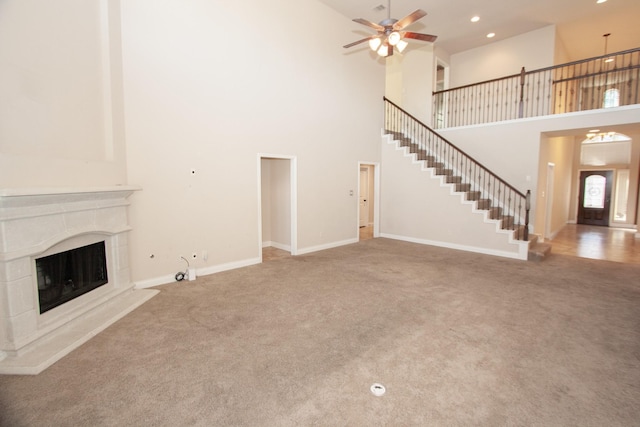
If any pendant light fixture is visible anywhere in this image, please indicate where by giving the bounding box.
[602,33,614,63]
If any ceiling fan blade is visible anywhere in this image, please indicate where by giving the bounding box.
[393,9,427,30]
[403,31,438,43]
[353,18,384,31]
[343,35,380,49]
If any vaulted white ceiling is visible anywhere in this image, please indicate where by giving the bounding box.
[319,0,640,61]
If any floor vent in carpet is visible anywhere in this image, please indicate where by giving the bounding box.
[370,383,386,396]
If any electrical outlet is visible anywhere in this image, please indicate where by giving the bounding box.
[202,250,208,261]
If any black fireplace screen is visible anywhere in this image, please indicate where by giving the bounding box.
[36,241,108,314]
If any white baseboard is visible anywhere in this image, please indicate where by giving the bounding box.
[136,236,369,289]
[197,257,262,277]
[380,233,526,260]
[134,274,179,289]
[134,257,261,289]
[296,238,358,255]
[262,241,291,251]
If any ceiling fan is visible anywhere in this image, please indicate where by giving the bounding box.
[343,1,437,57]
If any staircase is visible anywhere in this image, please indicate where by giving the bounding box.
[383,97,551,261]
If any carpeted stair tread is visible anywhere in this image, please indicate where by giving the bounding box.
[435,168,454,176]
[455,183,471,192]
[476,199,491,209]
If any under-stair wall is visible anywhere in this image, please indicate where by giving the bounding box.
[380,133,529,260]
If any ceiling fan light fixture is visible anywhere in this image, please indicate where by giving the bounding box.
[377,43,391,57]
[387,31,402,46]
[343,3,436,58]
[369,37,382,51]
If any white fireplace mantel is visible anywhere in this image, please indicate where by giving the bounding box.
[0,186,157,375]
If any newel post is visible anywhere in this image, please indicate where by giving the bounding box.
[524,189,531,241]
[518,67,526,118]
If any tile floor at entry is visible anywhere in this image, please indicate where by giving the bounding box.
[549,224,639,264]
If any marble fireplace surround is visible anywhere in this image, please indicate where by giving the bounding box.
[0,186,158,375]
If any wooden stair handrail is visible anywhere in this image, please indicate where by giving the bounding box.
[383,96,527,200]
[383,97,531,241]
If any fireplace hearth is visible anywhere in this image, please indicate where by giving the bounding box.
[0,186,158,375]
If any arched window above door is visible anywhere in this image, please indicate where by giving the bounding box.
[603,88,620,108]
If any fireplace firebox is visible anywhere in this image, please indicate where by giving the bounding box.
[36,241,109,314]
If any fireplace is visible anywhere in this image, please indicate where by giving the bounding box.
[0,186,158,375]
[37,241,109,314]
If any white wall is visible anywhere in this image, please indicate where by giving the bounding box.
[450,25,557,87]
[385,44,435,125]
[399,45,435,125]
[380,139,524,259]
[537,135,575,239]
[121,0,384,284]
[0,0,128,187]
[385,55,403,109]
[553,28,571,66]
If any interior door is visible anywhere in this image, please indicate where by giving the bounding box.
[359,168,369,227]
[577,170,613,226]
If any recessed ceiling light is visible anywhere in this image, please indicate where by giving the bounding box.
[471,16,480,23]
[597,0,607,4]
[487,33,495,38]
[589,129,600,133]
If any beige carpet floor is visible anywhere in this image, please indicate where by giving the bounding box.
[1,238,639,426]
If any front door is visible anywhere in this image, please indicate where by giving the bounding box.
[577,170,613,226]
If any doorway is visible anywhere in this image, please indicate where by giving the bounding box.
[357,162,380,241]
[544,163,555,239]
[577,170,613,226]
[434,58,450,129]
[259,155,297,261]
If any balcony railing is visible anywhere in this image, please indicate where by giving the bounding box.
[433,48,640,129]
